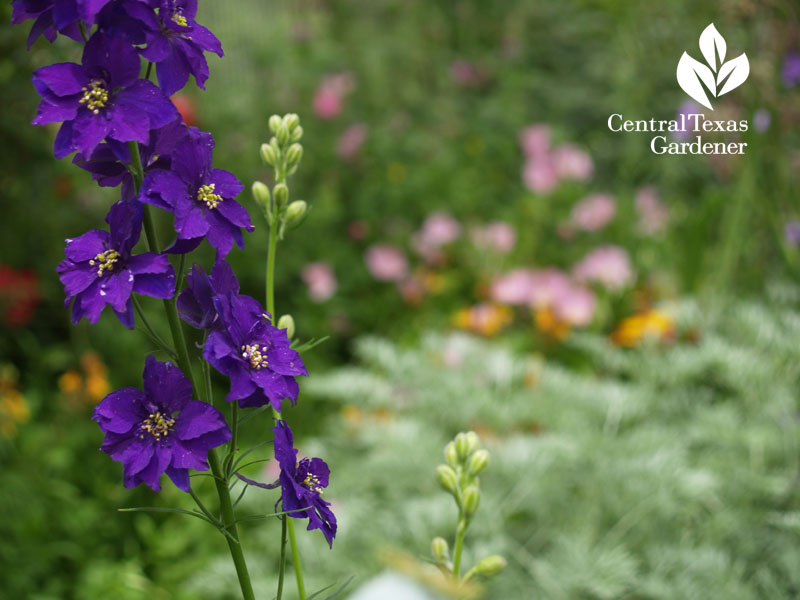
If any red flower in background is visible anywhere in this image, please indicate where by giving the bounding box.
[0,266,41,327]
[170,94,197,126]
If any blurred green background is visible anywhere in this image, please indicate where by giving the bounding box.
[2,0,800,598]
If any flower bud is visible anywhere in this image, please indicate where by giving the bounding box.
[465,431,480,453]
[251,181,270,213]
[284,200,307,226]
[276,124,290,147]
[431,537,450,562]
[290,125,304,142]
[462,485,480,517]
[455,432,476,461]
[273,183,289,207]
[260,143,277,167]
[435,465,458,495]
[285,143,303,166]
[277,314,295,339]
[444,441,459,468]
[473,555,507,578]
[283,113,300,131]
[268,114,283,134]
[467,449,489,477]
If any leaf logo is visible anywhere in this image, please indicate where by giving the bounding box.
[676,23,749,110]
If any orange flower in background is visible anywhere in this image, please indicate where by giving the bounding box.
[452,303,512,337]
[0,265,42,328]
[534,307,571,341]
[58,351,110,408]
[0,366,30,438]
[610,310,675,347]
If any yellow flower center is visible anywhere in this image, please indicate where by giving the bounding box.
[140,411,175,442]
[304,473,323,493]
[197,183,223,209]
[171,11,188,26]
[89,249,120,277]
[79,80,109,115]
[241,344,268,370]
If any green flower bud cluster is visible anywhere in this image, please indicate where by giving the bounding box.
[432,431,505,583]
[252,113,309,239]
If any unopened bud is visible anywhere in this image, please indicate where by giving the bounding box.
[260,143,277,166]
[286,143,303,166]
[435,465,458,495]
[473,555,507,578]
[284,200,307,225]
[455,432,474,461]
[465,431,480,453]
[431,537,450,562]
[290,125,304,142]
[444,441,459,468]
[283,113,300,131]
[462,485,480,517]
[268,114,282,134]
[273,183,289,207]
[251,181,270,212]
[276,124,290,147]
[467,449,489,477]
[277,314,295,339]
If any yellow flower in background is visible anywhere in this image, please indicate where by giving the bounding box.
[611,309,675,347]
[534,307,571,341]
[59,351,110,407]
[0,367,29,438]
[452,303,512,337]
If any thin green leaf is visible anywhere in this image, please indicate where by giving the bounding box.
[307,576,355,600]
[291,336,330,354]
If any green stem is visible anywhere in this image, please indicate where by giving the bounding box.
[452,517,467,579]
[266,211,279,318]
[128,141,255,600]
[276,517,288,600]
[224,402,239,476]
[287,516,306,599]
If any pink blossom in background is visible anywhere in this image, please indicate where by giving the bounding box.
[419,212,461,247]
[471,221,516,254]
[450,59,486,86]
[312,72,355,120]
[673,100,701,141]
[528,268,572,309]
[397,276,425,305]
[347,220,369,241]
[571,193,616,231]
[301,262,337,302]
[365,244,408,282]
[553,144,594,181]
[337,123,368,160]
[573,246,634,290]
[519,124,551,157]
[522,158,559,194]
[490,268,538,305]
[635,186,668,235]
[552,284,596,327]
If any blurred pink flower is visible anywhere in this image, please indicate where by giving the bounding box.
[573,246,634,290]
[571,193,616,231]
[337,123,368,160]
[301,262,337,302]
[365,244,408,282]
[419,212,461,247]
[519,124,551,157]
[312,72,355,120]
[553,284,596,327]
[449,59,487,86]
[553,144,594,181]
[490,268,537,305]
[522,158,559,194]
[471,222,516,254]
[634,186,668,235]
[397,276,425,305]
[529,268,572,309]
[347,220,369,241]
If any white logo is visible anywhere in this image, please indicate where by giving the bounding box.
[677,23,749,110]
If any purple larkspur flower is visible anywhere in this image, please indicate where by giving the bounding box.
[32,32,177,159]
[11,0,104,48]
[273,420,336,547]
[32,30,177,157]
[140,126,252,256]
[783,51,800,88]
[137,0,223,95]
[93,355,231,492]
[177,260,238,329]
[57,200,175,328]
[74,117,187,200]
[203,293,307,411]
